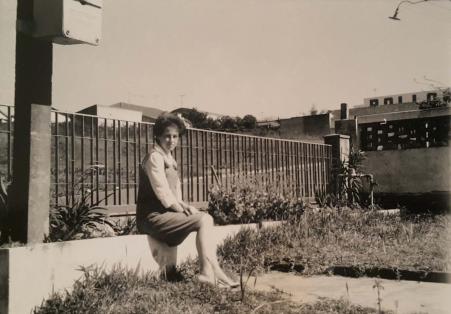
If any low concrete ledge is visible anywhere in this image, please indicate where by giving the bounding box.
[0,221,279,314]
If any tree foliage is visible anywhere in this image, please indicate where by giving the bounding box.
[181,108,257,131]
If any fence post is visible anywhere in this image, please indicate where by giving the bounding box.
[9,0,53,243]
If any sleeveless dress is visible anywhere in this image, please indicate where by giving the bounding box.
[136,148,205,247]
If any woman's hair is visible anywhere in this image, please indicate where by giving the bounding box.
[153,113,187,141]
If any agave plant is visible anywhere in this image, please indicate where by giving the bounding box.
[48,190,116,242]
[47,165,116,242]
[332,149,367,207]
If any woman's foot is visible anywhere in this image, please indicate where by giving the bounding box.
[197,274,238,289]
[197,274,215,285]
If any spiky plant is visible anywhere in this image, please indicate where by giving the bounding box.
[47,165,115,242]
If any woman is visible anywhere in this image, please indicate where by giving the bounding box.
[137,113,238,288]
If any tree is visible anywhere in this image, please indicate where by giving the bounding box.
[184,108,207,128]
[241,114,257,129]
[419,88,451,110]
[219,116,237,130]
[204,117,221,130]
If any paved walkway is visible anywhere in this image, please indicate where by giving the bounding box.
[250,272,451,314]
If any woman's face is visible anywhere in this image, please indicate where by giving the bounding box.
[158,125,179,152]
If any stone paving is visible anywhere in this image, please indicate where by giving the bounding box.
[251,272,451,314]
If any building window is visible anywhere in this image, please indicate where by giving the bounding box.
[384,97,394,105]
[412,94,417,103]
[398,96,403,104]
[427,92,437,102]
[370,99,379,107]
[359,116,449,151]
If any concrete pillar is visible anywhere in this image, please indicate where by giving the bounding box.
[324,134,350,169]
[9,0,53,243]
[334,119,358,150]
[324,134,350,194]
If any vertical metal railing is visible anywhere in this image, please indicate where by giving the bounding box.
[0,104,332,208]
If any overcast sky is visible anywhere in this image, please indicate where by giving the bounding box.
[1,0,450,119]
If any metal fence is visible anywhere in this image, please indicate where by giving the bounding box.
[0,104,332,207]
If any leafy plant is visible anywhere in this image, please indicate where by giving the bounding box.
[113,216,137,236]
[46,166,115,242]
[208,174,305,225]
[331,149,373,207]
[47,192,115,242]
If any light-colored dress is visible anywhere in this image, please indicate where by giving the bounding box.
[136,144,204,247]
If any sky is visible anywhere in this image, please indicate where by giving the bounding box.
[1,0,451,119]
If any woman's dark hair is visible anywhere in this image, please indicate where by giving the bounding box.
[153,113,187,141]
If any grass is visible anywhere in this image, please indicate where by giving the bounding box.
[33,263,388,314]
[32,206,445,313]
[218,207,451,275]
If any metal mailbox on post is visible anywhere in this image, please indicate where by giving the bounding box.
[33,0,102,45]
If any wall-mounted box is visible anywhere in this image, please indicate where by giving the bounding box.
[33,0,102,45]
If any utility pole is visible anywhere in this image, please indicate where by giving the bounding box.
[9,0,53,243]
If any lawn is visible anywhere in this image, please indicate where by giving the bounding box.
[32,206,448,313]
[218,207,451,275]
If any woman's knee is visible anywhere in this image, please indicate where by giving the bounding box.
[197,213,214,228]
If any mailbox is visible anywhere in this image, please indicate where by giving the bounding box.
[33,0,102,45]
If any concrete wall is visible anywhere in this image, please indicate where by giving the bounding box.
[0,222,279,314]
[278,113,332,141]
[363,146,450,194]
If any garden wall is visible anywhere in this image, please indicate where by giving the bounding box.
[363,146,450,211]
[0,222,279,314]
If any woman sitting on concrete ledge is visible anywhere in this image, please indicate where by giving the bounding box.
[136,113,238,289]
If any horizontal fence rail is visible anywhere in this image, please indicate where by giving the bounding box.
[0,104,332,208]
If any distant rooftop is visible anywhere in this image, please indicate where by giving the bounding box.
[171,107,225,119]
[111,102,165,122]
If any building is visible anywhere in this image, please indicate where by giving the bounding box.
[363,89,442,107]
[273,89,449,143]
[110,102,164,122]
[331,89,450,212]
[77,104,143,122]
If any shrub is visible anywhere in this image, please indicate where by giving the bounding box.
[207,175,305,225]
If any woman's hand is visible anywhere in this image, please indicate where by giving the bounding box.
[178,202,199,216]
[170,202,185,214]
[185,205,199,215]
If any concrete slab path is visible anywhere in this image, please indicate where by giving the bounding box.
[251,272,451,314]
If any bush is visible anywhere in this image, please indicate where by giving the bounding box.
[207,175,305,225]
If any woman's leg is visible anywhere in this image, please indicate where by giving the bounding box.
[195,214,238,286]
